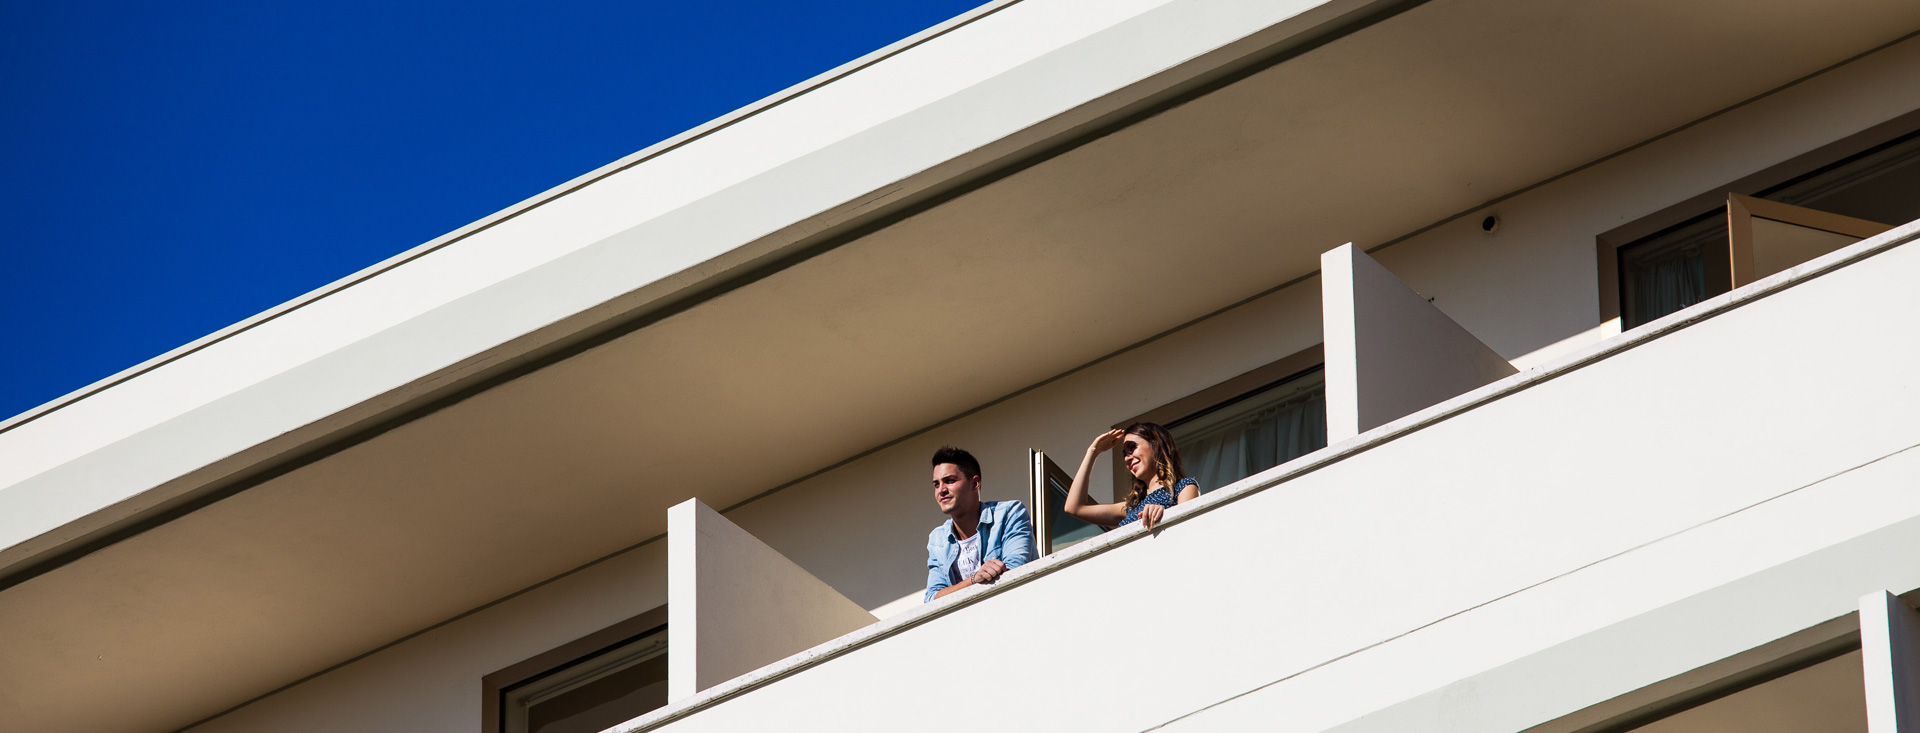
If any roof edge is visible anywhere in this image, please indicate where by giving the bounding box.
[0,0,1028,436]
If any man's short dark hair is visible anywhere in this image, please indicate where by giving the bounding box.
[931,445,981,479]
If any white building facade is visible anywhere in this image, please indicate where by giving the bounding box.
[5,1,1920,732]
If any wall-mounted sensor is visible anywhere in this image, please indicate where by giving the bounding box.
[1480,215,1500,233]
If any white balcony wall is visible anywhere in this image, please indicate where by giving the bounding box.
[637,225,1920,732]
[176,29,1920,733]
[666,499,872,701]
[1321,243,1515,441]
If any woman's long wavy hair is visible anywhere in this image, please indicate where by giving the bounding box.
[1121,422,1188,508]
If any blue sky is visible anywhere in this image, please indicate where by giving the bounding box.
[0,0,984,421]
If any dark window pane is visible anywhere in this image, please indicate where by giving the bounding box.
[1046,469,1102,550]
[1619,218,1716,328]
[1618,129,1920,330]
[527,653,669,733]
[1763,131,1920,226]
[1170,368,1327,493]
[504,630,668,733]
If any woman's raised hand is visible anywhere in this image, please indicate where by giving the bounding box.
[1088,428,1126,455]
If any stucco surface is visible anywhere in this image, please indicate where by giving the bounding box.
[1321,243,1514,441]
[666,500,872,700]
[46,7,1920,733]
[165,22,1920,733]
[643,225,1920,732]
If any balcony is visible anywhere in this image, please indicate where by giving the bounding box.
[618,220,1920,732]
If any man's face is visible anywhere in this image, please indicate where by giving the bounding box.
[931,463,980,517]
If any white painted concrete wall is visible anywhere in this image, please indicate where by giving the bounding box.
[180,26,1920,733]
[0,0,1361,570]
[666,499,872,701]
[1321,243,1515,441]
[631,220,1920,732]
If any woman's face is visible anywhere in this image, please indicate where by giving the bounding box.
[1121,433,1157,481]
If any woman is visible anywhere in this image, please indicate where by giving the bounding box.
[1063,422,1199,532]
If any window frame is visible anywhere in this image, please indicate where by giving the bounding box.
[480,605,668,733]
[1726,192,1892,286]
[1110,344,1324,495]
[1596,107,1920,329]
[1030,448,1098,556]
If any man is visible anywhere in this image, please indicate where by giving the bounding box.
[924,445,1036,602]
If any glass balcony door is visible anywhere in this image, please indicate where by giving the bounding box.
[1030,449,1102,555]
[1728,193,1892,286]
[1619,129,1920,328]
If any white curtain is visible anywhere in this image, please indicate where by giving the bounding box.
[1179,389,1326,493]
[1621,227,1712,326]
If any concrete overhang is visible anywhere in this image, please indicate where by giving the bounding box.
[3,0,1918,730]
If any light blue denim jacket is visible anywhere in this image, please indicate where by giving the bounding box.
[923,500,1036,602]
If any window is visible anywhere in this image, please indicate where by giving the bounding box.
[483,608,668,733]
[1167,366,1327,493]
[1601,114,1920,329]
[1726,192,1892,286]
[1028,347,1325,554]
[1617,212,1722,330]
[1030,449,1102,555]
[1115,345,1327,497]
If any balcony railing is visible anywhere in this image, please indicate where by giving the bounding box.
[612,220,1920,733]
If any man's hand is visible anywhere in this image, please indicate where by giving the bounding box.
[1138,503,1166,531]
[969,559,1008,586]
[935,559,1010,600]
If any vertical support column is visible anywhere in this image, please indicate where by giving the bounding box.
[1321,243,1517,442]
[668,499,876,703]
[1862,590,1920,733]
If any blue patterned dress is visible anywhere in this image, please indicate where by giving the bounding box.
[1117,477,1198,527]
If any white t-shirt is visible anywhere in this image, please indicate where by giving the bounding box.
[955,532,983,582]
